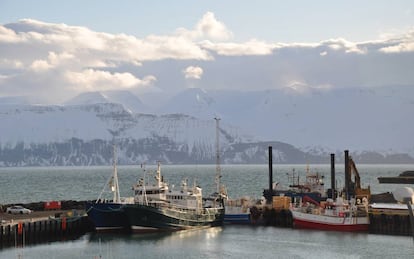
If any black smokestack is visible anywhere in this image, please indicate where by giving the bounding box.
[344,150,350,200]
[330,153,335,200]
[268,146,273,195]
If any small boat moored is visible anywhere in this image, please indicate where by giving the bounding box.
[290,151,371,232]
[291,196,369,232]
[224,197,252,224]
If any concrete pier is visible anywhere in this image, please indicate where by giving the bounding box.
[0,200,94,248]
[0,215,92,248]
[368,201,414,236]
[250,206,293,228]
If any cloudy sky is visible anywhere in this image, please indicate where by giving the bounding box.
[1,0,414,103]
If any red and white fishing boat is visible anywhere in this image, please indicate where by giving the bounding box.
[290,196,369,232]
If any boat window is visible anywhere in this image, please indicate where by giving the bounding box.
[145,190,162,195]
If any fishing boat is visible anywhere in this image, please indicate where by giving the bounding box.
[123,162,225,233]
[290,151,371,232]
[124,118,226,233]
[265,166,327,204]
[290,196,369,232]
[85,145,133,232]
[224,197,252,224]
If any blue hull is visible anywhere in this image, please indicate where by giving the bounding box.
[85,202,130,232]
[224,214,251,224]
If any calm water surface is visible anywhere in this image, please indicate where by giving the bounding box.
[1,226,414,259]
[1,164,414,258]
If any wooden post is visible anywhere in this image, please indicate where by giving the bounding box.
[330,153,336,200]
[62,217,67,233]
[55,220,58,235]
[6,225,11,244]
[267,146,273,204]
[0,225,3,246]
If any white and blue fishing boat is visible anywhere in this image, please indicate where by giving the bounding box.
[123,119,226,232]
[224,197,252,224]
[123,162,225,233]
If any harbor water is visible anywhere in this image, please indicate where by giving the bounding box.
[1,164,414,258]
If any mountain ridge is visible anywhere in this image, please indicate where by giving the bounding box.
[0,100,413,166]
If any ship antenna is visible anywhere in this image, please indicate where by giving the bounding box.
[214,117,221,194]
[156,161,161,186]
[141,162,148,205]
[112,143,121,203]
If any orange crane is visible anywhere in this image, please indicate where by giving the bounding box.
[348,156,371,201]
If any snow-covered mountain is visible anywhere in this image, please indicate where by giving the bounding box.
[1,85,413,166]
[65,90,147,113]
[0,103,263,166]
[156,86,414,156]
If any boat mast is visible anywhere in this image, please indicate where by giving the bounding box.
[112,143,121,203]
[214,117,221,194]
[141,163,148,205]
[96,143,121,203]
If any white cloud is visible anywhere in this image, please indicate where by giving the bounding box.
[195,12,233,40]
[378,29,414,53]
[380,42,414,53]
[0,58,23,69]
[0,25,21,43]
[0,13,414,103]
[28,51,76,72]
[286,80,309,93]
[138,34,212,60]
[65,69,156,91]
[0,19,212,64]
[282,80,332,94]
[47,51,75,65]
[30,59,52,72]
[183,66,203,79]
[176,11,233,41]
[201,39,276,56]
[321,38,366,54]
[0,74,11,81]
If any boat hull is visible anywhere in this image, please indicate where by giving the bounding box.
[85,202,130,232]
[224,213,251,224]
[377,176,414,184]
[123,204,225,233]
[291,210,369,232]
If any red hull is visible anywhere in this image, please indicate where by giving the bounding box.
[293,218,369,232]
